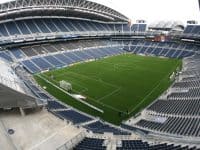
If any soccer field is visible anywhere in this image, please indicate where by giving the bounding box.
[35,54,182,125]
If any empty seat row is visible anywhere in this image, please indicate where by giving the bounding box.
[123,40,197,58]
[56,110,93,124]
[74,137,106,150]
[184,25,200,35]
[85,121,130,135]
[0,18,133,38]
[135,117,200,137]
[117,140,197,150]
[147,99,200,116]
[10,40,117,58]
[172,80,200,89]
[47,100,68,110]
[21,46,124,73]
[167,88,200,100]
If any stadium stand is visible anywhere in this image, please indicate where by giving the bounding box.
[184,25,200,35]
[74,137,106,150]
[0,40,122,73]
[0,0,200,149]
[0,18,136,44]
[56,110,93,124]
[123,40,196,58]
[131,23,147,32]
[116,140,198,150]
[13,18,119,33]
[84,121,131,135]
[19,46,124,73]
[73,137,198,150]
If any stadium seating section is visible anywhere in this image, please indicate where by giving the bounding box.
[117,140,198,150]
[131,23,147,32]
[74,137,106,150]
[1,0,200,149]
[0,40,198,76]
[0,18,136,39]
[123,40,196,58]
[184,25,200,35]
[73,137,198,150]
[84,121,130,135]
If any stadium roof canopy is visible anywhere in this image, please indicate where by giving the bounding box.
[0,83,38,109]
[0,59,40,109]
[0,0,129,22]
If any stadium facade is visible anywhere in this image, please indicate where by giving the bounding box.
[0,0,200,149]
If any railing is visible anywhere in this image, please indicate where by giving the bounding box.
[170,32,200,39]
[0,31,106,43]
[0,31,150,45]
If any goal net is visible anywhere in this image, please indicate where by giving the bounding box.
[59,80,72,91]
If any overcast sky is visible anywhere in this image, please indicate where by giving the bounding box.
[91,0,200,24]
[0,0,199,24]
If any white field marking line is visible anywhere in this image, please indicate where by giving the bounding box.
[97,87,121,102]
[128,60,181,115]
[127,78,164,115]
[44,74,91,94]
[90,72,103,79]
[54,70,117,88]
[103,57,177,74]
[66,72,132,112]
[51,73,89,92]
[100,60,137,71]
[43,74,97,101]
[60,72,126,112]
[38,74,104,113]
[101,55,144,64]
[64,71,123,99]
[41,74,124,113]
[46,65,137,113]
[82,94,124,113]
[44,75,89,94]
[100,60,161,73]
[65,71,120,89]
[38,74,72,95]
[107,61,166,73]
[113,64,135,72]
[56,71,120,98]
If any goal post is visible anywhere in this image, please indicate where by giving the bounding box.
[59,80,72,92]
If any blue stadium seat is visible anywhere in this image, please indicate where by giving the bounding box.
[15,21,31,35]
[10,48,25,59]
[25,20,41,33]
[31,57,53,70]
[74,137,106,150]
[21,60,41,73]
[48,101,68,110]
[56,110,93,124]
[0,51,13,62]
[5,22,21,35]
[43,55,65,68]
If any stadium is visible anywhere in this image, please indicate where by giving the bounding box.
[0,0,200,149]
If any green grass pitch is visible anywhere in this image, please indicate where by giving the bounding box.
[34,54,182,125]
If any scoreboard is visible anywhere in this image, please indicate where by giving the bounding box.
[153,35,171,42]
